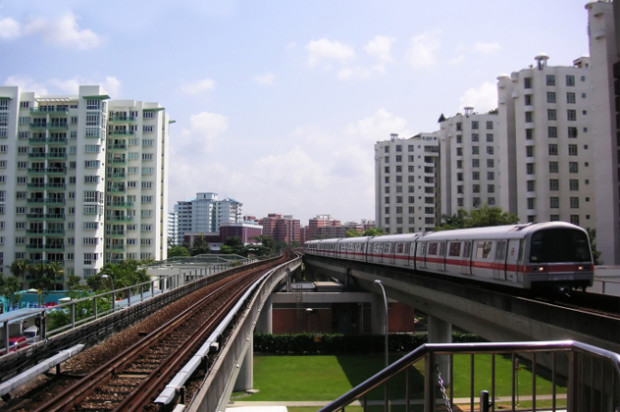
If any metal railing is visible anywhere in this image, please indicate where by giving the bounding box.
[319,340,620,412]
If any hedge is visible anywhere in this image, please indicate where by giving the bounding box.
[253,332,484,355]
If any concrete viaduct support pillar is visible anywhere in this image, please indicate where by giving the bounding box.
[234,334,253,392]
[428,315,452,387]
[371,292,386,335]
[256,295,273,334]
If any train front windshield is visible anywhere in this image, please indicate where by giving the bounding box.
[529,228,592,263]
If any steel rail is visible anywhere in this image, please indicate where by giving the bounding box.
[34,259,280,412]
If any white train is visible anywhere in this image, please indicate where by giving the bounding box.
[304,221,594,290]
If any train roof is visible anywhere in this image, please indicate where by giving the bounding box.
[419,221,585,241]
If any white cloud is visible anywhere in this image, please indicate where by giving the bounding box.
[449,54,465,65]
[253,73,275,86]
[458,81,498,113]
[306,38,355,68]
[4,75,50,94]
[474,41,501,55]
[180,78,215,95]
[407,33,440,69]
[0,15,20,39]
[23,11,103,49]
[365,35,395,62]
[345,108,409,142]
[174,111,229,158]
[102,76,122,97]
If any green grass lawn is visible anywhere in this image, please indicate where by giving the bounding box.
[239,353,567,411]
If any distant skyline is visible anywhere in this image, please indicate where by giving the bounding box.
[1,1,590,223]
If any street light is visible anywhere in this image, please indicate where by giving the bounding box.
[374,279,388,368]
[101,274,115,312]
[374,279,389,409]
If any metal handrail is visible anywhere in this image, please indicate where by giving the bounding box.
[319,340,620,412]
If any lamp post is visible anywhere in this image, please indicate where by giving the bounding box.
[374,279,389,409]
[374,279,388,368]
[101,274,115,312]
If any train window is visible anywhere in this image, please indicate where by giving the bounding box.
[476,241,493,259]
[396,243,404,253]
[448,241,461,257]
[439,242,446,256]
[463,241,472,258]
[529,229,591,263]
[495,240,507,260]
[428,242,438,255]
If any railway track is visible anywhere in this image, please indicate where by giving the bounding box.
[34,253,291,412]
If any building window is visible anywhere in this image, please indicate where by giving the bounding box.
[550,197,559,208]
[567,92,576,104]
[526,146,534,157]
[524,77,532,88]
[525,129,533,140]
[546,75,555,86]
[548,144,558,155]
[570,215,580,225]
[567,109,577,121]
[568,127,578,138]
[472,121,479,129]
[549,161,559,173]
[566,75,575,86]
[546,92,556,103]
[548,126,557,138]
[526,163,535,174]
[570,197,580,208]
[525,112,533,123]
[549,179,559,191]
[547,109,557,121]
[527,180,535,192]
[569,179,579,191]
[569,162,579,173]
[568,144,578,156]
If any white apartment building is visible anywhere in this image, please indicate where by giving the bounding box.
[497,55,595,227]
[174,192,243,245]
[375,133,440,234]
[0,85,169,284]
[587,0,620,265]
[439,108,500,217]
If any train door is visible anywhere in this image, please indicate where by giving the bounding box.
[493,240,507,281]
[439,241,447,271]
[416,242,426,270]
[505,239,521,283]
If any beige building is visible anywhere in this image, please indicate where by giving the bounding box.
[587,0,620,265]
[0,85,169,284]
[374,133,440,234]
[497,54,595,227]
[438,108,500,217]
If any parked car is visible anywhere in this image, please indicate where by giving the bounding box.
[0,336,27,355]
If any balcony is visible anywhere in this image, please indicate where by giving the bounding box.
[105,230,126,237]
[106,201,134,208]
[26,213,45,220]
[45,213,66,221]
[45,228,65,236]
[27,168,46,175]
[108,144,128,151]
[106,215,133,222]
[108,115,135,122]
[108,158,127,165]
[106,173,126,180]
[46,168,67,175]
[105,244,126,252]
[27,183,46,189]
[30,107,69,115]
[46,183,66,190]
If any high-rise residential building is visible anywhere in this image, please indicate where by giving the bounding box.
[375,133,440,234]
[587,0,620,265]
[167,211,178,246]
[439,108,500,217]
[307,214,341,240]
[173,192,243,245]
[497,55,595,227]
[260,213,300,244]
[0,85,169,283]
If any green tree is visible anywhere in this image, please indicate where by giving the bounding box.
[436,205,519,230]
[46,261,65,290]
[190,234,211,256]
[168,245,190,258]
[9,260,28,286]
[587,228,602,265]
[66,275,83,292]
[0,274,22,309]
[27,262,53,290]
[220,237,248,256]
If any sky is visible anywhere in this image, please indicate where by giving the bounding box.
[0,0,591,225]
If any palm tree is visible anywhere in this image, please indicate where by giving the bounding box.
[46,262,65,290]
[9,260,28,288]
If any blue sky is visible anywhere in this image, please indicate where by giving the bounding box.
[1,1,590,224]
